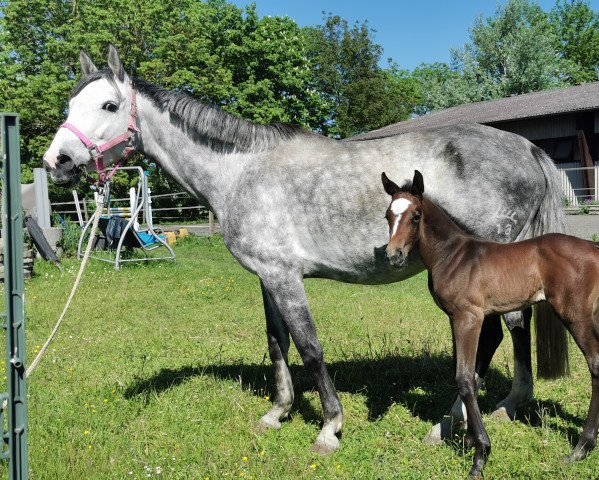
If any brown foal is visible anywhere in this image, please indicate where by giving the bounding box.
[382,170,599,478]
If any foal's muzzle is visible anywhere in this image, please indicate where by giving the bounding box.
[385,248,407,268]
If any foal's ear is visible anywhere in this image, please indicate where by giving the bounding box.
[79,50,98,76]
[107,43,126,82]
[382,172,401,196]
[411,170,424,198]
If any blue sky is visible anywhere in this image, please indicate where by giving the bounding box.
[230,0,599,70]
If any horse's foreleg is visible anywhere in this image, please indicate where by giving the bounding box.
[262,274,343,455]
[257,280,294,431]
[452,310,490,479]
[492,308,533,420]
[423,315,500,445]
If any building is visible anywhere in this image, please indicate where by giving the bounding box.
[355,82,599,204]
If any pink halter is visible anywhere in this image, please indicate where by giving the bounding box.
[60,82,140,183]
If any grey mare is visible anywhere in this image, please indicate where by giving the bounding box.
[43,46,567,453]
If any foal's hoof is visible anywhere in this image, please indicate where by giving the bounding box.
[466,472,483,480]
[312,434,340,456]
[489,406,513,421]
[564,450,587,463]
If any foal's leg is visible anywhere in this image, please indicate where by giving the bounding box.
[568,353,599,462]
[261,274,343,454]
[424,315,501,444]
[492,308,533,420]
[561,303,599,461]
[257,280,294,430]
[452,310,491,478]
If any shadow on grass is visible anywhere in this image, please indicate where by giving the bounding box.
[124,352,528,426]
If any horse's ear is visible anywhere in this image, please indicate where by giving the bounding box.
[411,170,424,198]
[107,43,125,82]
[382,172,401,196]
[79,50,98,76]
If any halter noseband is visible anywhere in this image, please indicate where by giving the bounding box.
[60,82,140,184]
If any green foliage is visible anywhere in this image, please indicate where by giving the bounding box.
[453,0,566,98]
[413,0,599,114]
[0,0,329,200]
[412,62,473,114]
[304,15,418,138]
[52,212,81,256]
[550,0,599,83]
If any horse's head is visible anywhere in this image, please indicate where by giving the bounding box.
[382,170,424,268]
[43,45,138,185]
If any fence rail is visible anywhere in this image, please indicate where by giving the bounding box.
[51,191,212,225]
[558,165,599,207]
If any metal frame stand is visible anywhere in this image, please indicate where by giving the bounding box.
[77,166,175,269]
[1,113,29,480]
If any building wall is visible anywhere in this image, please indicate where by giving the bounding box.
[491,114,577,141]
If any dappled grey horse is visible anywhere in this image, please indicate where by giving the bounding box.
[43,46,567,453]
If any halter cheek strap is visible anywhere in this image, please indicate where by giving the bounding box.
[60,84,140,184]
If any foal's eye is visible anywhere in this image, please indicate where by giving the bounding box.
[102,102,118,113]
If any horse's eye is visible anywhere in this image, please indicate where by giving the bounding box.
[413,212,421,223]
[102,102,118,113]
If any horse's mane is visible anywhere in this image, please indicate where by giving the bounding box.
[70,69,301,153]
[134,78,301,152]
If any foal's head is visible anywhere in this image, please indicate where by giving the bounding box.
[381,170,425,268]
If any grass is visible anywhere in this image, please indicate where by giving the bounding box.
[1,235,597,479]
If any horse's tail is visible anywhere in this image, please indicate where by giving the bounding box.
[530,145,569,379]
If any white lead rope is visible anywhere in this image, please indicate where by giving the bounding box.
[24,194,105,378]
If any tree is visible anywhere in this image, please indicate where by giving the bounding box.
[304,15,419,138]
[412,62,473,114]
[452,0,567,98]
[0,0,328,199]
[550,0,599,83]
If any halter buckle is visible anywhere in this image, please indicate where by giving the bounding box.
[88,144,101,159]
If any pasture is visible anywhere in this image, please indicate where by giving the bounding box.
[1,235,596,479]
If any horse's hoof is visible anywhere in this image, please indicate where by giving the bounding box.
[423,417,458,445]
[255,416,282,433]
[423,423,445,445]
[312,435,340,455]
[489,406,512,421]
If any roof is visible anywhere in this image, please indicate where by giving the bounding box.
[353,81,599,141]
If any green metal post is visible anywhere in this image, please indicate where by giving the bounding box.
[1,113,29,480]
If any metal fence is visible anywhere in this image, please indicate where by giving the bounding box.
[51,190,212,226]
[557,165,599,207]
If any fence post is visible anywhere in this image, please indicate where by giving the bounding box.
[1,113,29,480]
[208,211,215,237]
[33,168,51,229]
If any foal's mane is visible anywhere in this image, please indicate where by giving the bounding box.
[71,69,301,153]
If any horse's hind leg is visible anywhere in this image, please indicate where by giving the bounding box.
[492,308,534,420]
[257,280,294,430]
[261,274,343,454]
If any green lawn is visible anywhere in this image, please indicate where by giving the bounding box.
[1,235,596,479]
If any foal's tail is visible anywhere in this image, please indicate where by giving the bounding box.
[530,146,569,379]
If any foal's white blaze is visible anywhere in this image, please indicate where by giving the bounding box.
[390,198,412,236]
